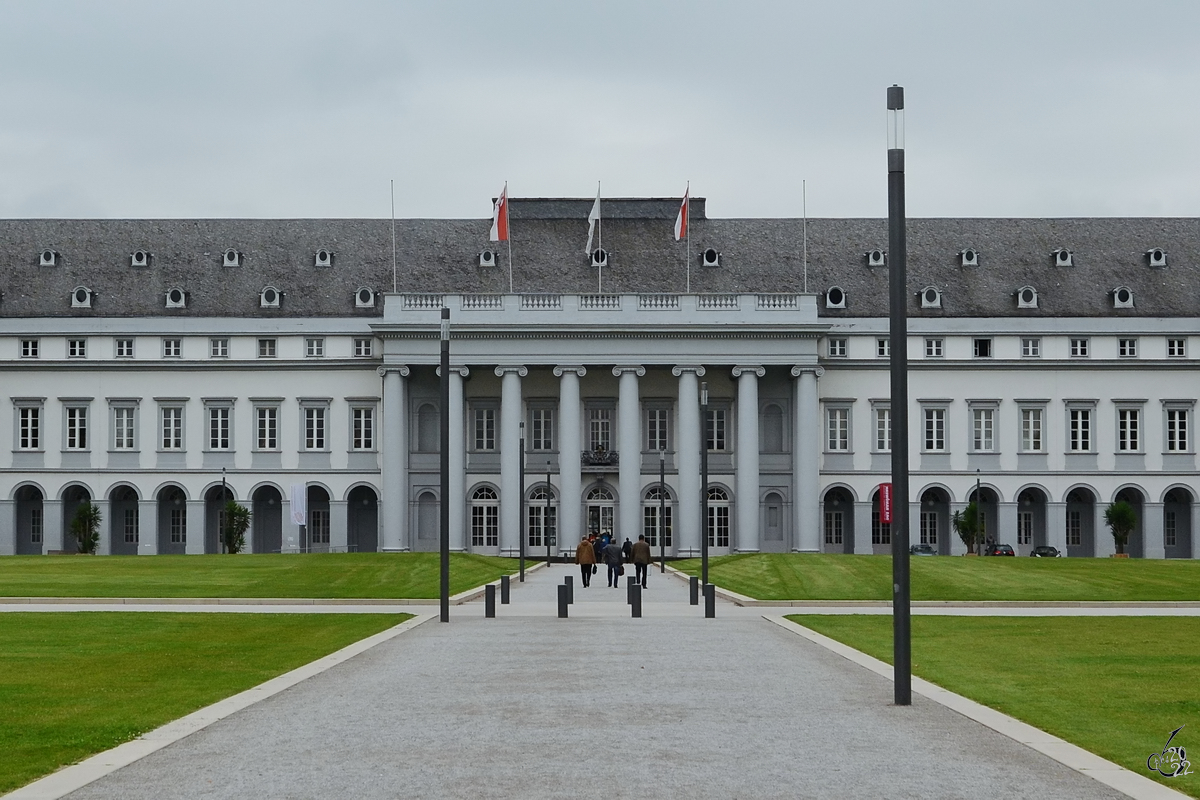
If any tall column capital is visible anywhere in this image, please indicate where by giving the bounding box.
[377,365,411,378]
[732,365,766,378]
[435,366,470,378]
[494,365,529,378]
[553,365,587,378]
[671,365,706,378]
[612,365,646,378]
[791,365,826,378]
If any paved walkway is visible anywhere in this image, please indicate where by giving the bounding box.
[38,564,1159,800]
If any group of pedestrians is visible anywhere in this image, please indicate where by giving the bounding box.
[573,533,653,589]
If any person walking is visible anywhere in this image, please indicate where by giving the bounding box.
[621,537,633,563]
[602,537,624,588]
[574,536,595,588]
[630,534,652,588]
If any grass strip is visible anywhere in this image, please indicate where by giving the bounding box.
[0,552,517,599]
[788,615,1200,798]
[676,553,1200,601]
[0,611,409,793]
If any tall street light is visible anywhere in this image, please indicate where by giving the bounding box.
[887,84,912,705]
[518,422,526,580]
[545,460,553,565]
[700,381,709,587]
[659,448,666,573]
[439,307,450,623]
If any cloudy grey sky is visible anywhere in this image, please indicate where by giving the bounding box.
[2,1,1198,220]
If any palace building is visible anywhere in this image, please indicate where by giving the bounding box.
[0,198,1196,558]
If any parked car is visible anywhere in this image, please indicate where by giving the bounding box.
[984,543,1016,556]
[1030,545,1061,557]
[909,543,937,556]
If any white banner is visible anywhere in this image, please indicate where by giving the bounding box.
[290,484,307,526]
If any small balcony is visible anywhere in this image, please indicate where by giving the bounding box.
[581,447,619,471]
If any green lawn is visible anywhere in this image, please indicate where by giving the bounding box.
[676,553,1200,601]
[0,612,409,794]
[0,552,519,599]
[789,615,1200,798]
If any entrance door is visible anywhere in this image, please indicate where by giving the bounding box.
[586,487,614,539]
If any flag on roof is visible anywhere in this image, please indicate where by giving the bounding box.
[674,185,689,241]
[585,184,601,255]
[490,183,508,242]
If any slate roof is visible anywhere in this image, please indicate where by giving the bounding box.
[1,200,1197,318]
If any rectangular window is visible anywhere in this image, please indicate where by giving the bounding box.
[1066,510,1082,547]
[1165,510,1177,548]
[589,408,612,451]
[1167,338,1186,358]
[65,407,88,450]
[920,511,938,545]
[924,338,943,358]
[473,407,496,451]
[123,508,139,544]
[972,407,995,452]
[876,338,890,358]
[209,407,231,450]
[305,407,326,450]
[257,338,277,358]
[18,407,41,450]
[875,406,891,452]
[1117,408,1140,452]
[1021,337,1041,358]
[21,339,39,358]
[1118,338,1137,357]
[163,338,181,358]
[310,509,331,544]
[1166,408,1189,452]
[471,504,499,547]
[210,338,229,358]
[68,338,87,358]
[530,408,554,451]
[973,338,992,358]
[161,407,184,450]
[305,337,325,358]
[871,511,891,545]
[643,503,673,547]
[115,338,134,358]
[646,408,669,452]
[826,407,849,451]
[706,409,728,451]
[1069,408,1091,452]
[354,338,374,357]
[824,511,844,545]
[170,508,186,543]
[1017,511,1033,545]
[256,407,278,450]
[1021,408,1044,452]
[827,338,847,358]
[113,407,136,450]
[924,408,946,451]
[31,508,44,543]
[527,504,557,548]
[352,407,374,450]
[1070,338,1089,358]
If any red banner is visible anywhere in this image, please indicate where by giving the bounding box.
[879,483,893,524]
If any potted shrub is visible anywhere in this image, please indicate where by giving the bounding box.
[1104,500,1137,557]
[222,500,251,555]
[70,501,102,555]
[952,501,982,555]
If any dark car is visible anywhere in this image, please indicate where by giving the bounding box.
[1030,545,1061,558]
[984,543,1016,556]
[909,543,937,556]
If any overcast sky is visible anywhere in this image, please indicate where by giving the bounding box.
[2,1,1198,220]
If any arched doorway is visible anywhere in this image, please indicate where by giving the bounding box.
[157,485,188,555]
[252,486,283,553]
[919,488,950,555]
[469,486,499,552]
[585,485,615,541]
[527,484,558,554]
[109,485,140,556]
[1164,488,1193,560]
[1065,487,1096,558]
[347,486,379,553]
[761,491,785,553]
[62,485,92,555]
[706,486,731,552]
[643,485,674,554]
[870,487,891,555]
[415,491,438,552]
[307,486,331,552]
[205,485,233,554]
[967,485,1000,549]
[14,485,44,555]
[1114,487,1145,558]
[822,487,854,554]
[1015,487,1048,555]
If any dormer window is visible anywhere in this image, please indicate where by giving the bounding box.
[866,249,886,267]
[315,249,332,267]
[260,286,281,308]
[130,250,150,267]
[223,249,242,267]
[165,288,187,308]
[959,248,979,267]
[1053,248,1073,267]
[1112,286,1134,309]
[701,248,720,267]
[919,286,942,309]
[825,286,846,309]
[1016,286,1038,309]
[71,287,93,308]
[1146,248,1167,267]
[590,248,608,267]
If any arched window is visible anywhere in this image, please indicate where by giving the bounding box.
[643,486,672,547]
[762,404,784,453]
[706,487,730,548]
[528,486,557,548]
[417,403,439,453]
[470,486,498,548]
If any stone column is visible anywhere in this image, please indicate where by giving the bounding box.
[853,501,874,554]
[139,499,158,555]
[94,499,112,556]
[329,499,349,552]
[997,501,1017,548]
[1095,501,1115,557]
[43,500,63,554]
[378,365,410,552]
[0,500,14,555]
[948,502,968,555]
[732,366,764,553]
[614,366,645,546]
[1046,501,1067,556]
[185,499,206,555]
[791,366,824,552]
[448,367,469,551]
[496,366,528,556]
[1143,502,1165,559]
[1192,501,1200,560]
[672,366,705,557]
[554,366,586,549]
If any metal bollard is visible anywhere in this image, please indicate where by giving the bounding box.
[485,584,496,618]
[703,583,715,618]
[557,584,569,618]
[500,575,510,604]
[631,583,642,618]
[627,578,637,605]
[689,575,699,606]
[564,575,574,604]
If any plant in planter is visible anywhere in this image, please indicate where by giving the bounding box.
[1104,500,1137,556]
[952,501,982,555]
[222,500,251,555]
[70,501,102,555]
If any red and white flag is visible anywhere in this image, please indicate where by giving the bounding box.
[674,185,689,241]
[490,183,509,242]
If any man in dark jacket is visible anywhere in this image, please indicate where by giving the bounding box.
[603,538,624,588]
[622,538,633,562]
[630,535,652,588]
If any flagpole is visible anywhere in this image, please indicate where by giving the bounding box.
[803,180,808,294]
[505,181,513,293]
[390,180,398,294]
[597,182,603,294]
[685,181,691,294]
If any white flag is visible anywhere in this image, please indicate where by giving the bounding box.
[290,484,307,526]
[584,185,601,255]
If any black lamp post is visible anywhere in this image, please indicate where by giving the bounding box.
[976,468,983,555]
[659,448,666,573]
[439,307,450,623]
[887,84,911,705]
[546,461,552,565]
[700,381,709,587]
[518,422,526,580]
[220,467,228,554]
